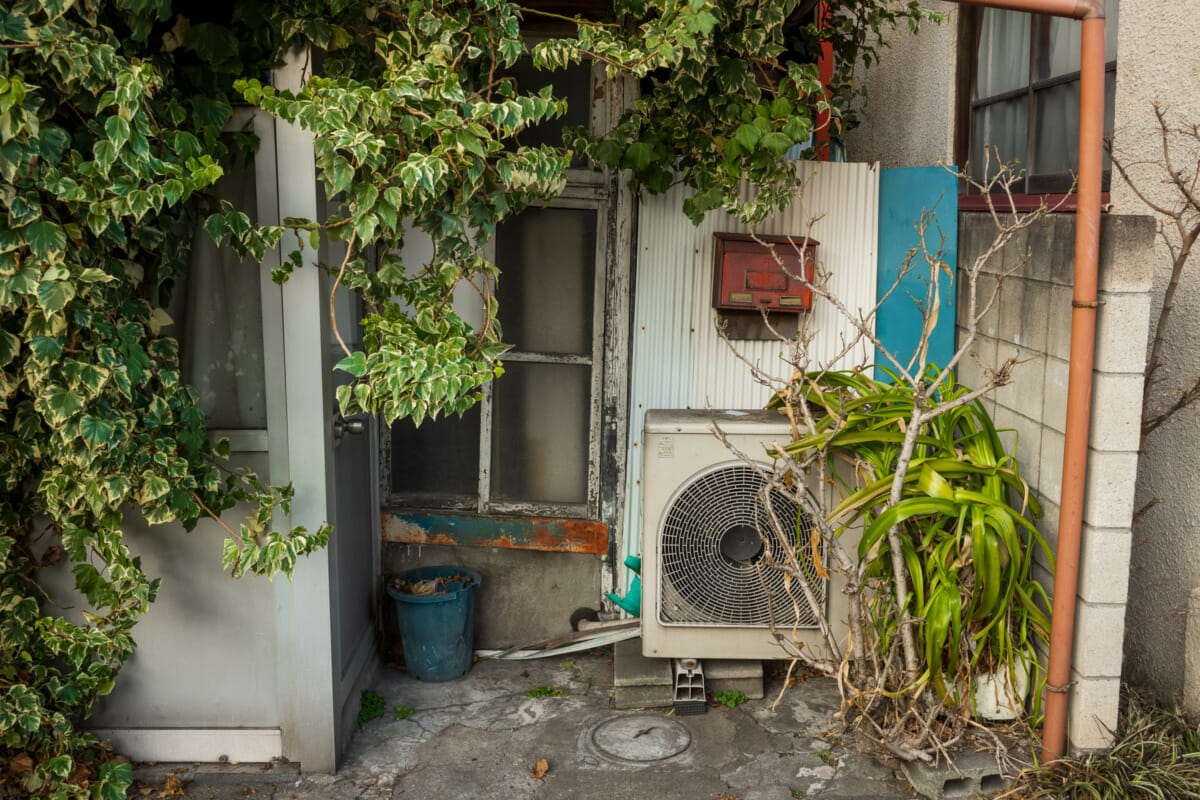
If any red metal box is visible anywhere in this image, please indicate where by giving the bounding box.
[711,233,818,313]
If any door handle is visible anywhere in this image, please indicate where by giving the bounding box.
[334,414,367,440]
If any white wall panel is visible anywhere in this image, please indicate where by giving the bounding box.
[619,161,879,584]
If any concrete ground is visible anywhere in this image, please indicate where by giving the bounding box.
[133,653,920,799]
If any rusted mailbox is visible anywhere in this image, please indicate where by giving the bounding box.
[711,233,818,313]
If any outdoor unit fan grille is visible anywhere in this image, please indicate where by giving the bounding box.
[657,462,825,628]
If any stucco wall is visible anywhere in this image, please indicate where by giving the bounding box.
[956,212,1154,752]
[1106,0,1200,712]
[842,1,956,167]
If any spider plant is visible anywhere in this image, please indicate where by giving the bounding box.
[771,367,1054,716]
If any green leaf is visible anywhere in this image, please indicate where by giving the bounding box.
[0,12,32,42]
[203,213,228,243]
[26,220,66,260]
[141,474,171,503]
[734,123,762,151]
[623,142,654,172]
[163,179,185,205]
[0,328,18,367]
[43,386,84,423]
[335,351,368,377]
[105,115,130,151]
[77,268,114,283]
[94,139,117,176]
[758,132,792,157]
[36,280,75,313]
[80,416,115,449]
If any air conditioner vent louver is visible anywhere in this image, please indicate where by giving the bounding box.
[658,462,824,628]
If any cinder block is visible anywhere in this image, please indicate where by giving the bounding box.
[1088,373,1144,453]
[991,404,1021,461]
[1082,449,1139,529]
[1067,672,1121,753]
[1045,284,1074,361]
[994,347,1045,425]
[1097,215,1156,294]
[992,405,1042,489]
[1048,215,1076,288]
[1070,600,1127,678]
[1038,429,1065,507]
[956,333,999,392]
[902,749,1016,799]
[1043,357,1070,433]
[615,638,671,687]
[1094,291,1152,376]
[706,659,764,700]
[969,273,1002,339]
[1077,526,1132,606]
[957,216,993,276]
[1022,221,1055,284]
[1035,498,1060,558]
[996,276,1028,346]
[1000,225,1032,279]
[999,278,1051,353]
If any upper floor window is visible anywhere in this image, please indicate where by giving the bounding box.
[959,1,1118,195]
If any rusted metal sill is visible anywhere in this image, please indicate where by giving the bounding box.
[381,511,609,555]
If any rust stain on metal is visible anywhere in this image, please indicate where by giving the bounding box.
[381,511,608,554]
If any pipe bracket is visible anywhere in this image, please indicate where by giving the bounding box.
[1045,680,1076,695]
[1071,299,1105,309]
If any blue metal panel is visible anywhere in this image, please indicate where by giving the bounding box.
[876,167,958,381]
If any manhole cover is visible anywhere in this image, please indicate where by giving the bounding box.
[590,714,692,763]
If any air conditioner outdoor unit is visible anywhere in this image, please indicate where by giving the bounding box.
[640,409,860,661]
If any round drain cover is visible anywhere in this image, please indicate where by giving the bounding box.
[590,714,692,763]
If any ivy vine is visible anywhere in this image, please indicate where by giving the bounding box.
[1,0,936,796]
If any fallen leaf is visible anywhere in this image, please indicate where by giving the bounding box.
[139,789,154,796]
[67,763,91,786]
[10,753,34,776]
[159,774,185,798]
[530,759,549,779]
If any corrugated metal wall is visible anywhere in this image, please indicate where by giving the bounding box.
[619,161,880,583]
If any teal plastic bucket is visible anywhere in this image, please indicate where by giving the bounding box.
[387,567,480,681]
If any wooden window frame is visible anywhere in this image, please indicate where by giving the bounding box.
[955,8,1115,205]
[379,62,633,528]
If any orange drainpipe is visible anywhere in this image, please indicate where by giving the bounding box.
[946,0,1106,764]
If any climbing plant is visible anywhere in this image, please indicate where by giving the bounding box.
[1,0,936,796]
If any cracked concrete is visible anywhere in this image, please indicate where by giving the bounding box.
[133,654,917,799]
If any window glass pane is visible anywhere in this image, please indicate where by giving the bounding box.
[172,155,267,428]
[389,405,481,500]
[1043,2,1117,80]
[510,58,591,151]
[971,99,1028,181]
[1033,81,1076,176]
[490,362,590,505]
[495,207,596,355]
[1045,16,1081,79]
[1032,71,1115,179]
[977,10,1029,97]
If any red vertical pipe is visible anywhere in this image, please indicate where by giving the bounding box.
[1040,11,1105,764]
[816,1,834,161]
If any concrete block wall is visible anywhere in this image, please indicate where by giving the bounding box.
[956,212,1155,752]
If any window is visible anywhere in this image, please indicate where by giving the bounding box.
[958,1,1118,195]
[383,61,631,523]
